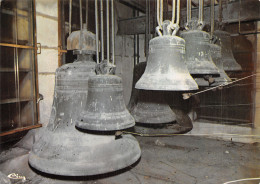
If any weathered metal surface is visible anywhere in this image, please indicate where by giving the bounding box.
[181,30,220,76]
[135,35,198,91]
[214,30,242,72]
[118,0,260,35]
[194,43,231,86]
[0,172,10,184]
[67,24,96,53]
[29,57,141,176]
[76,75,135,131]
[129,62,176,124]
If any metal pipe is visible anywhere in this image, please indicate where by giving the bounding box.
[218,0,222,23]
[157,0,161,28]
[186,0,191,24]
[160,0,163,26]
[69,0,72,34]
[210,0,214,39]
[79,0,83,30]
[172,0,176,24]
[145,0,149,56]
[106,0,110,63]
[100,0,104,61]
[95,0,99,63]
[86,0,88,28]
[176,0,180,26]
[111,0,115,65]
[199,0,204,24]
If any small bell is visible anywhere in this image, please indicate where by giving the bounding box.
[76,74,135,131]
[129,62,176,124]
[135,21,198,91]
[181,30,220,76]
[194,43,231,86]
[213,30,242,72]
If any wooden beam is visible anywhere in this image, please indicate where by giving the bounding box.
[0,124,42,137]
[118,0,260,35]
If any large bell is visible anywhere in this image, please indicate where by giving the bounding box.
[181,30,220,76]
[135,26,198,91]
[29,29,141,176]
[213,30,242,72]
[194,43,231,86]
[76,74,135,131]
[29,61,141,176]
[129,62,176,124]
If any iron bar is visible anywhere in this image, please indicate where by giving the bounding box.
[80,0,83,30]
[95,0,99,63]
[111,0,115,65]
[69,0,72,34]
[100,0,104,61]
[106,0,110,63]
[210,0,214,39]
[86,0,88,27]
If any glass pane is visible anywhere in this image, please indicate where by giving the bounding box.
[0,0,34,46]
[20,101,34,127]
[0,72,17,101]
[0,103,20,132]
[18,48,33,71]
[0,46,15,70]
[19,72,33,100]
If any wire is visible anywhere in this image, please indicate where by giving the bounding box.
[121,131,260,138]
[183,74,256,99]
[223,177,260,184]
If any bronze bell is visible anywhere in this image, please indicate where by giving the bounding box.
[135,21,198,91]
[213,30,242,72]
[76,74,135,131]
[29,30,141,176]
[129,62,176,124]
[29,61,141,176]
[181,30,220,76]
[194,43,231,86]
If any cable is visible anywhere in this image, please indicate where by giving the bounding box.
[223,177,260,184]
[120,131,260,138]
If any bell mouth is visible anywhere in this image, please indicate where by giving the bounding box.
[135,73,199,91]
[29,132,141,176]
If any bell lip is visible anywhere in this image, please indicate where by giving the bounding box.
[131,103,177,124]
[28,134,141,176]
[76,111,135,131]
[135,75,199,91]
[223,60,242,72]
[132,112,176,124]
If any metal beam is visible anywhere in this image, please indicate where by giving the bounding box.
[118,0,260,35]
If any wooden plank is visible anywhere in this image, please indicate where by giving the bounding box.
[0,124,42,137]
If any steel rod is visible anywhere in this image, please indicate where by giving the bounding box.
[218,0,222,23]
[106,0,110,64]
[95,0,99,63]
[176,0,180,26]
[111,0,115,65]
[199,0,204,23]
[69,0,72,34]
[187,0,191,24]
[80,0,83,30]
[172,0,176,24]
[210,0,214,38]
[86,0,88,27]
[100,0,104,61]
